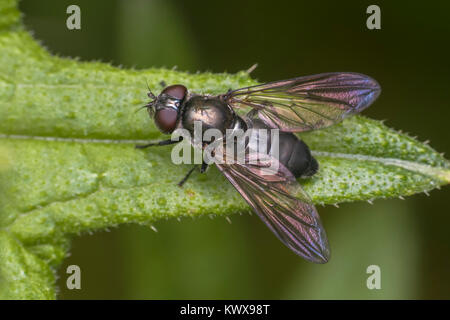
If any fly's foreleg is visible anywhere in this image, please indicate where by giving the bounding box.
[135,136,183,149]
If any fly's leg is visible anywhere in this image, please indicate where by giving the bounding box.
[178,160,209,187]
[177,165,198,187]
[200,161,209,173]
[200,142,211,174]
[135,137,183,149]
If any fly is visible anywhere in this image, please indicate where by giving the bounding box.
[136,72,381,263]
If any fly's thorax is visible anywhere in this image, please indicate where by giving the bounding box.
[181,96,235,137]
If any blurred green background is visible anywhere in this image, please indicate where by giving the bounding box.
[19,0,450,299]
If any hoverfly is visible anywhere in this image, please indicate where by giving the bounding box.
[136,72,381,263]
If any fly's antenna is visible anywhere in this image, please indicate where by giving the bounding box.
[145,78,156,99]
[134,104,149,113]
[148,91,156,99]
[135,101,155,116]
[135,79,156,116]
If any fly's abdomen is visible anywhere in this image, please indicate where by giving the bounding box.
[283,134,318,178]
[249,119,318,178]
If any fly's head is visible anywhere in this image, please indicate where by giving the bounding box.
[145,84,187,134]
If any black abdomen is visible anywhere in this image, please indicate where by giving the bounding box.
[278,132,318,178]
[250,119,318,178]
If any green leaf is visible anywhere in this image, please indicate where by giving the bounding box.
[0,0,449,299]
[299,116,449,204]
[0,231,56,299]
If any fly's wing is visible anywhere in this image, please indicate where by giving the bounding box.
[216,150,330,263]
[225,72,381,132]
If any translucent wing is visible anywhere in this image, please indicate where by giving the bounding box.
[215,150,330,263]
[225,72,381,132]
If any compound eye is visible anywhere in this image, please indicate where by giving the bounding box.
[162,84,187,100]
[154,108,178,134]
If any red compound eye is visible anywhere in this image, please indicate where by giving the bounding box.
[154,108,178,134]
[162,84,187,100]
